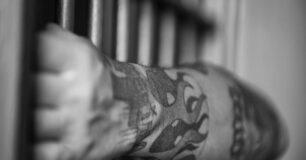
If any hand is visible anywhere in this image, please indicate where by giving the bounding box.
[35,24,136,160]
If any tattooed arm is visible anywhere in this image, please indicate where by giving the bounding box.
[110,62,288,160]
[35,25,288,160]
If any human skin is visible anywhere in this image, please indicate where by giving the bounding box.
[35,24,288,160]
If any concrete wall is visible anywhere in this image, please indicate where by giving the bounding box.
[236,0,306,159]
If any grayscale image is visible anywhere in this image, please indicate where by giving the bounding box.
[1,0,305,160]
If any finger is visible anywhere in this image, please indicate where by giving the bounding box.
[37,29,79,72]
[35,142,75,160]
[36,73,67,106]
[109,101,129,122]
[45,23,82,42]
[35,108,69,139]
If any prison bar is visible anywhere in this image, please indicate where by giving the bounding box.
[0,1,23,160]
[177,20,198,65]
[58,0,75,31]
[88,0,104,50]
[223,0,241,72]
[157,8,177,67]
[101,0,117,58]
[116,0,129,62]
[126,0,140,63]
[137,0,155,66]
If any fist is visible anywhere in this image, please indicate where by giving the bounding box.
[35,24,136,160]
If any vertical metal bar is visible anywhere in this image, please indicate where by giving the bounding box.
[89,0,103,50]
[224,0,241,72]
[178,20,197,65]
[127,0,140,63]
[0,0,23,160]
[102,0,117,58]
[58,0,75,31]
[157,9,177,67]
[197,31,209,62]
[116,0,129,62]
[199,0,226,65]
[137,0,155,66]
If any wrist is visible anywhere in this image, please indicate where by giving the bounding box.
[108,61,162,142]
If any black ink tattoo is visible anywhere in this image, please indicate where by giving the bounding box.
[111,62,157,141]
[132,141,147,152]
[176,154,196,160]
[235,82,287,160]
[229,86,245,160]
[110,61,209,160]
[149,114,208,153]
[145,69,209,159]
[146,68,187,108]
[229,81,287,160]
[173,143,198,157]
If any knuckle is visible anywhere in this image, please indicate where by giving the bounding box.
[75,41,97,65]
[68,84,93,104]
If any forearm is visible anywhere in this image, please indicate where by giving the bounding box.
[106,59,288,160]
[34,25,287,160]
[104,60,207,159]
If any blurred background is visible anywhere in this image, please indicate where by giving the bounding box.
[0,0,305,159]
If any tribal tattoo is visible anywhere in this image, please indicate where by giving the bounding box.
[228,81,286,160]
[111,62,158,140]
[229,86,245,160]
[110,62,209,160]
